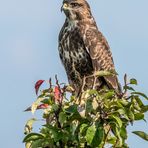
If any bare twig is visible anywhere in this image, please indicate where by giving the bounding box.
[49,78,52,89]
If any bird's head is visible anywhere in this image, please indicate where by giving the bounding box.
[61,0,92,21]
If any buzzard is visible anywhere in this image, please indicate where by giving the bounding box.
[58,0,121,94]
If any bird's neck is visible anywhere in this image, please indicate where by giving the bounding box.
[66,17,96,29]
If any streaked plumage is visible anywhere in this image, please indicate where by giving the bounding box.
[58,0,121,94]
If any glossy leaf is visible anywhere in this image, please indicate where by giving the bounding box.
[86,125,96,145]
[130,78,138,85]
[24,118,37,134]
[23,133,45,143]
[132,131,148,141]
[109,115,123,128]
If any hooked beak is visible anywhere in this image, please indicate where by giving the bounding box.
[61,3,69,12]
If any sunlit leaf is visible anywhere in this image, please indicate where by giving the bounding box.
[86,125,96,145]
[24,118,37,135]
[31,97,45,114]
[130,78,138,85]
[25,142,32,148]
[110,115,122,128]
[80,123,89,136]
[104,91,115,99]
[132,131,148,141]
[23,133,45,143]
[107,137,117,144]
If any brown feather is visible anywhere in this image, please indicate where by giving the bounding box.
[59,0,121,94]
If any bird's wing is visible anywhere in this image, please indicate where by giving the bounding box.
[80,25,121,92]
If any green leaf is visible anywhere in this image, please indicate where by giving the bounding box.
[23,133,45,143]
[110,115,122,128]
[132,131,148,141]
[104,91,115,99]
[113,126,123,146]
[41,98,51,105]
[59,112,67,124]
[107,137,117,144]
[88,89,99,96]
[124,86,135,91]
[24,118,37,135]
[117,108,129,120]
[130,78,138,85]
[65,104,78,113]
[86,125,96,145]
[132,92,148,100]
[141,105,148,113]
[91,125,104,147]
[86,99,93,114]
[120,126,127,139]
[31,139,46,148]
[127,109,135,121]
[80,123,89,136]
[44,125,63,142]
[52,104,59,112]
[134,96,144,107]
[119,100,129,107]
[134,113,144,120]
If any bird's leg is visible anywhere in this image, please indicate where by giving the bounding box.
[77,76,86,102]
[80,76,86,93]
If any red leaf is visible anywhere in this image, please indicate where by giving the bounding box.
[54,86,62,103]
[35,80,45,95]
[37,104,49,109]
[24,104,49,112]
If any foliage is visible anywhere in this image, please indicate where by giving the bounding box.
[23,74,148,148]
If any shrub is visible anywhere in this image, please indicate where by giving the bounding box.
[23,74,148,148]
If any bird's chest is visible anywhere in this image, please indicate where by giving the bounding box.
[59,27,93,76]
[61,30,86,63]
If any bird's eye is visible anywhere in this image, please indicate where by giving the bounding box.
[70,3,79,7]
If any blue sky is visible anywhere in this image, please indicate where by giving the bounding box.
[0,0,147,147]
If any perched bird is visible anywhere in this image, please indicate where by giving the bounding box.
[58,0,121,95]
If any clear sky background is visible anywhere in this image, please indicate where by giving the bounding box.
[0,0,148,147]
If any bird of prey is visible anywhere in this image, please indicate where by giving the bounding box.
[58,0,121,95]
